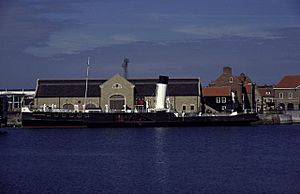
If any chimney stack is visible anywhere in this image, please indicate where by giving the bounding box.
[223,66,232,75]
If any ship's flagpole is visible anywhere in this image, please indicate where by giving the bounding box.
[83,57,90,112]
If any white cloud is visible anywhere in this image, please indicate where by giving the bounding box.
[173,25,279,39]
[110,34,139,44]
[25,30,139,57]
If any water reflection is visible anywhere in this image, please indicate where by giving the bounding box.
[154,127,169,191]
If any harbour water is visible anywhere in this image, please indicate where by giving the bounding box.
[1,125,300,194]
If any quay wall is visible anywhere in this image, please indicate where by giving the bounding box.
[259,111,300,124]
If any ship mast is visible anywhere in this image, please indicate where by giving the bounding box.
[84,57,90,111]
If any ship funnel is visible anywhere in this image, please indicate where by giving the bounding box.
[155,75,169,111]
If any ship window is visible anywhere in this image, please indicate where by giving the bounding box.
[62,114,67,118]
[77,113,82,118]
[279,92,283,99]
[46,114,51,118]
[84,114,89,118]
[54,114,59,118]
[222,97,226,103]
[216,97,221,103]
[69,113,74,118]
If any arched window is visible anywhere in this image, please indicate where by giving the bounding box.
[63,103,74,110]
[110,95,125,110]
[278,103,285,110]
[112,83,122,89]
[86,103,97,109]
[287,103,294,111]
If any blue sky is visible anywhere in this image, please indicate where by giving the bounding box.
[1,0,300,88]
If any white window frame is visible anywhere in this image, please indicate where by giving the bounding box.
[279,92,283,99]
[222,97,226,103]
[288,92,293,99]
[112,83,122,89]
[216,97,221,103]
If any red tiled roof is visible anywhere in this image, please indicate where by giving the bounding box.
[202,86,231,97]
[276,75,300,88]
[257,87,274,97]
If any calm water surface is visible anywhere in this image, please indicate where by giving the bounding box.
[1,125,300,194]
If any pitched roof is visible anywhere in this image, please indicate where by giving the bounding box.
[35,79,104,97]
[35,77,199,97]
[276,75,300,88]
[202,86,231,97]
[257,86,274,97]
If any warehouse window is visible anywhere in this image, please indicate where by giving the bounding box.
[182,104,187,112]
[112,83,122,89]
[63,103,74,111]
[86,103,97,109]
[190,104,195,111]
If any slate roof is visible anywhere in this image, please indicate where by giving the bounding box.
[275,75,300,88]
[35,80,105,97]
[202,86,231,97]
[35,78,199,97]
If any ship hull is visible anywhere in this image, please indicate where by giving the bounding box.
[22,111,259,128]
[85,112,259,128]
[22,112,85,128]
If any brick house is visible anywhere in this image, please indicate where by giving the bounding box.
[202,86,232,112]
[209,66,256,112]
[273,75,300,111]
[256,85,275,113]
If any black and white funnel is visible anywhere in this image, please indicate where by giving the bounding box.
[155,75,169,110]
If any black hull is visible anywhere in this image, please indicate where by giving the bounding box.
[22,111,259,128]
[85,112,259,128]
[22,112,85,128]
